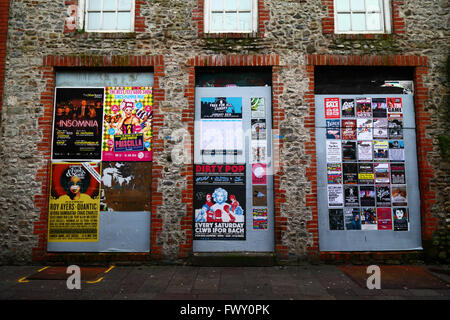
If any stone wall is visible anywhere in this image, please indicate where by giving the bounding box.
[0,0,448,264]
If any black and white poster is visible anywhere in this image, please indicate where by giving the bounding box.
[342,141,357,161]
[376,184,391,207]
[390,163,406,184]
[344,185,359,207]
[327,185,343,207]
[329,209,344,230]
[343,162,358,184]
[194,164,246,240]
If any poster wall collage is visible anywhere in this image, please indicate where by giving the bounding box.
[49,87,153,242]
[324,97,409,232]
[194,97,269,240]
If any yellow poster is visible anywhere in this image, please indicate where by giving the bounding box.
[48,162,101,242]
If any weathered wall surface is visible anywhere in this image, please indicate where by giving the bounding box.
[0,0,448,264]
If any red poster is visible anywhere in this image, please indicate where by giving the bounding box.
[377,208,393,230]
[252,163,267,185]
[325,98,340,119]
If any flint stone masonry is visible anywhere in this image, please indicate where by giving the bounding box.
[0,0,448,264]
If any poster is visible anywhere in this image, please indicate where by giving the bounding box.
[48,162,101,242]
[201,97,242,119]
[373,118,388,139]
[390,163,406,184]
[325,97,340,119]
[201,119,243,156]
[373,140,389,160]
[361,208,377,230]
[374,162,390,184]
[251,97,265,118]
[253,207,268,230]
[326,140,342,163]
[252,163,267,185]
[102,86,153,161]
[251,140,267,163]
[376,184,391,207]
[343,162,358,184]
[253,185,268,206]
[356,97,371,118]
[393,208,409,231]
[342,141,356,161]
[341,98,355,117]
[391,185,407,206]
[342,120,357,140]
[52,87,104,160]
[344,185,359,207]
[344,208,361,230]
[388,118,403,139]
[358,163,374,184]
[327,163,342,184]
[357,118,372,140]
[194,164,246,240]
[251,119,266,140]
[329,209,344,230]
[326,120,341,139]
[389,140,405,161]
[359,185,375,207]
[387,97,403,118]
[327,185,343,207]
[357,140,373,161]
[377,208,392,230]
[372,98,387,118]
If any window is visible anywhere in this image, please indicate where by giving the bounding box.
[334,0,391,34]
[204,0,258,33]
[84,0,134,32]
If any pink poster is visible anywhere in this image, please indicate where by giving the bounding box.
[325,98,340,119]
[252,163,267,185]
[377,208,393,230]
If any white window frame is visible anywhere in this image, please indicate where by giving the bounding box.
[204,0,258,34]
[79,0,135,33]
[334,0,392,34]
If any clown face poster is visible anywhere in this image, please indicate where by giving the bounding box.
[102,86,153,161]
[48,162,101,242]
[194,164,246,240]
[52,87,105,161]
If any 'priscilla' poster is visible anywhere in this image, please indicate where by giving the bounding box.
[194,164,246,240]
[102,86,153,161]
[48,162,101,242]
[52,87,105,160]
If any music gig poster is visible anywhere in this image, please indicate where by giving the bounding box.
[48,162,101,242]
[102,86,153,161]
[52,87,105,161]
[193,164,246,240]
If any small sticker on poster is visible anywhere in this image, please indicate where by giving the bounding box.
[325,97,340,119]
[251,97,265,118]
[326,140,342,163]
[377,208,393,230]
[252,163,267,185]
[361,208,377,231]
[393,207,409,231]
[253,207,268,230]
[253,185,268,206]
[327,185,343,207]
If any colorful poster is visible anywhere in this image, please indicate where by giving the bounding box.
[387,97,403,117]
[326,140,342,163]
[361,208,377,230]
[327,185,343,207]
[253,185,268,206]
[356,97,372,118]
[194,164,246,240]
[390,163,406,184]
[342,141,357,161]
[326,120,341,139]
[342,120,357,140]
[393,208,409,231]
[102,86,153,162]
[325,97,340,119]
[343,162,358,184]
[374,162,390,184]
[376,184,391,207]
[252,163,267,185]
[52,87,105,160]
[373,118,388,139]
[251,97,265,118]
[251,119,266,140]
[327,163,342,184]
[373,140,389,160]
[201,97,242,119]
[341,98,355,117]
[358,140,373,161]
[357,118,372,140]
[329,209,345,230]
[253,207,268,230]
[377,208,393,230]
[391,185,408,206]
[372,98,387,118]
[48,162,101,242]
[359,185,375,207]
[389,140,405,161]
[344,185,359,207]
[344,208,361,230]
[358,163,374,184]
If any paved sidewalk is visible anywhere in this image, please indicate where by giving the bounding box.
[0,264,449,301]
